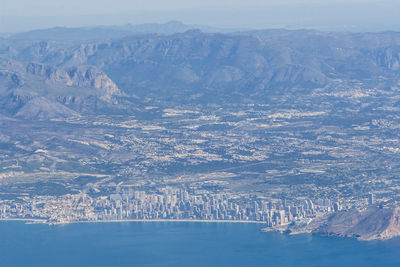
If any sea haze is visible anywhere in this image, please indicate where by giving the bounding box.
[1,1,400,32]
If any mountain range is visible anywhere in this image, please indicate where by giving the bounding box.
[6,21,228,42]
[0,26,400,118]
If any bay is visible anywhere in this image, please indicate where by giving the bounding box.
[0,221,399,266]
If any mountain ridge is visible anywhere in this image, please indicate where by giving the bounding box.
[0,57,121,119]
[2,29,400,104]
[5,21,230,42]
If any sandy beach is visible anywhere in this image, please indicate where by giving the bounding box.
[77,219,267,225]
[0,218,267,225]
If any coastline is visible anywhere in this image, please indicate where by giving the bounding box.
[0,218,266,225]
[0,218,47,223]
[2,217,396,241]
[76,219,267,225]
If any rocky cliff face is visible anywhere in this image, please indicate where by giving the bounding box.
[0,58,121,119]
[314,206,400,241]
[25,62,120,102]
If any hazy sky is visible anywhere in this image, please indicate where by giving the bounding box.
[1,0,399,32]
[0,0,394,16]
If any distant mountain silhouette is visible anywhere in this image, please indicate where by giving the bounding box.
[7,21,227,42]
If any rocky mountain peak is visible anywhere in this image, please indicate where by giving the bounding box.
[0,58,122,119]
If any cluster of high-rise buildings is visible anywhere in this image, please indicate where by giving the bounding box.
[97,188,267,222]
[0,187,352,225]
[89,188,344,226]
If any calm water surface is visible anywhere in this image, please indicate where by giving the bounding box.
[0,221,399,266]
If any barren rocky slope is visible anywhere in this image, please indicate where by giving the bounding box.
[280,206,400,241]
[0,58,121,119]
[314,206,400,240]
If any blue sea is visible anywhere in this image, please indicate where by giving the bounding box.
[0,221,399,267]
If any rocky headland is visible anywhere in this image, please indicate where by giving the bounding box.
[264,205,400,241]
